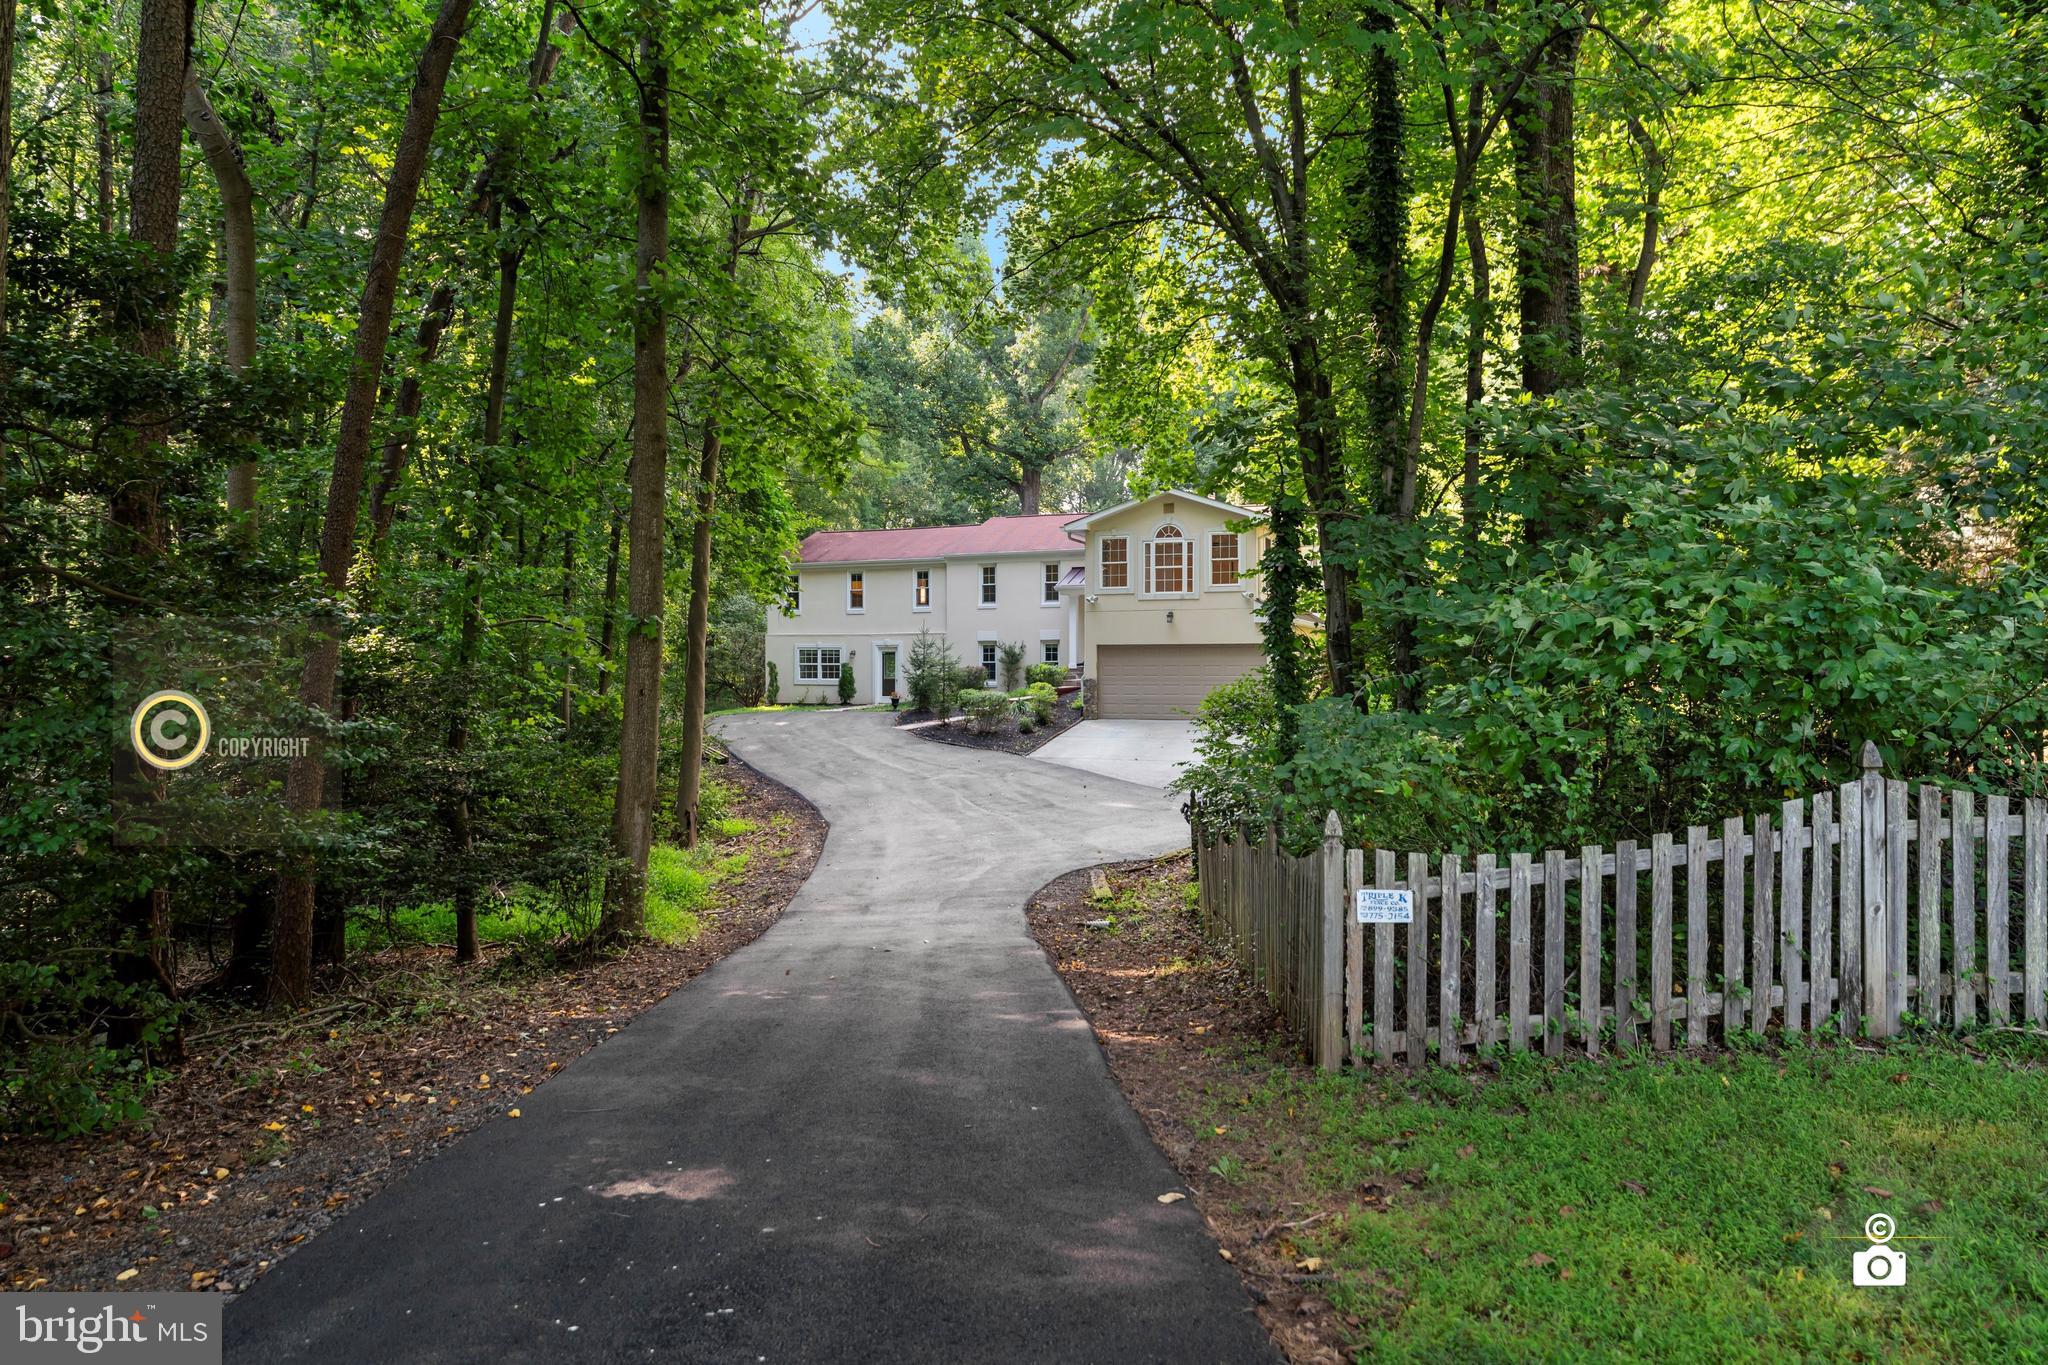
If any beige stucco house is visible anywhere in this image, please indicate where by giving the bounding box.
[766,490,1268,718]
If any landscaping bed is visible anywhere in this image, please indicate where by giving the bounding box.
[0,755,825,1297]
[1029,855,2048,1364]
[897,697,1082,755]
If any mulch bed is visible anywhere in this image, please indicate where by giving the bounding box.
[0,754,825,1297]
[1025,855,1358,1365]
[897,697,1083,755]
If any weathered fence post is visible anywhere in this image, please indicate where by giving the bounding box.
[1318,811,1344,1071]
[1859,742,1892,1037]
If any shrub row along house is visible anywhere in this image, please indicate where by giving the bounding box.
[767,490,1270,718]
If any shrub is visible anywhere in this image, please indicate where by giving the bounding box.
[998,641,1027,690]
[962,688,1011,734]
[837,660,856,704]
[954,663,989,695]
[1021,681,1056,724]
[1026,662,1064,688]
[765,660,779,703]
[1173,674,1487,854]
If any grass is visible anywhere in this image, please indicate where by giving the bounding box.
[351,809,758,953]
[1219,1039,2048,1361]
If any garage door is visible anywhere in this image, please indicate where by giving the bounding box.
[1095,644,1265,720]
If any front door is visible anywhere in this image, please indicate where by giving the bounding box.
[879,647,898,699]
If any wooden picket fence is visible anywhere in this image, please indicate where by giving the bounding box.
[1191,745,2048,1069]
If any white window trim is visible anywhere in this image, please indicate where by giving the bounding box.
[1040,638,1063,665]
[978,564,998,608]
[1096,535,1132,593]
[1041,562,1062,606]
[912,567,933,612]
[1206,531,1244,590]
[793,642,845,685]
[846,571,865,614]
[978,641,999,683]
[1140,523,1198,599]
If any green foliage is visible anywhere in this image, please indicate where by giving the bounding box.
[1025,662,1065,688]
[1020,681,1057,725]
[998,641,1027,691]
[904,627,961,714]
[961,688,1012,734]
[837,660,857,704]
[765,660,779,703]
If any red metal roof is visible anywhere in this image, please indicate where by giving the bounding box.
[798,514,1084,565]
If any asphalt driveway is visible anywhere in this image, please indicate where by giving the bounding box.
[1032,719,1199,791]
[226,711,1272,1363]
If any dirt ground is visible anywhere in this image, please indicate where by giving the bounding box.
[1026,854,1363,1365]
[0,755,825,1297]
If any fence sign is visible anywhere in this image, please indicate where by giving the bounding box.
[1356,888,1413,924]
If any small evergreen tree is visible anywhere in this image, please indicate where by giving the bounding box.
[904,627,960,714]
[999,641,1027,690]
[837,659,857,704]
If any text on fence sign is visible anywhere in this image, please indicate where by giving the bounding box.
[1356,888,1414,924]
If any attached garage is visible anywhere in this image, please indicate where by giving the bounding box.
[1094,644,1264,720]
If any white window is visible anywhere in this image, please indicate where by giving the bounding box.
[795,644,843,684]
[1144,524,1191,596]
[1099,536,1129,590]
[787,573,801,614]
[1042,639,1061,665]
[979,642,998,682]
[1043,563,1061,604]
[1209,532,1241,587]
[913,568,931,610]
[847,571,864,613]
[980,564,997,606]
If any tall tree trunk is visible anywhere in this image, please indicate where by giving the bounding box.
[1624,115,1662,314]
[559,530,575,730]
[1507,25,1584,541]
[271,0,475,1008]
[1462,199,1490,543]
[368,283,456,546]
[1285,319,1361,701]
[674,417,720,846]
[447,572,483,963]
[1017,464,1041,515]
[368,2,566,549]
[675,192,756,847]
[106,0,188,1054]
[1,0,16,473]
[1348,26,1414,710]
[183,68,260,524]
[95,47,115,234]
[596,494,622,695]
[596,20,670,942]
[1508,27,1582,398]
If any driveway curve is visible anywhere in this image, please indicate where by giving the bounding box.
[227,711,1275,1363]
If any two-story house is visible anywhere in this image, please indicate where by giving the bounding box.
[766,490,1268,718]
[767,513,1087,706]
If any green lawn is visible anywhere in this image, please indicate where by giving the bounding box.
[1213,1040,2048,1361]
[350,828,753,953]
